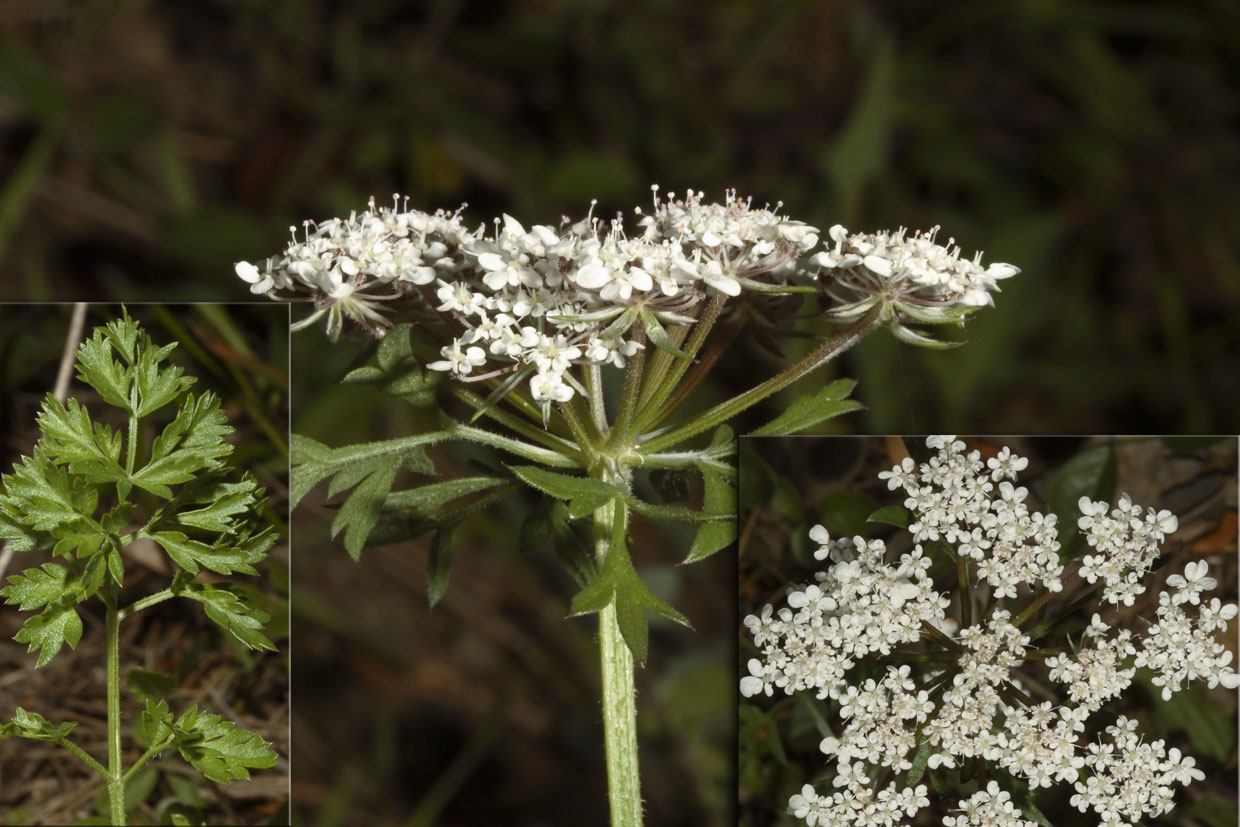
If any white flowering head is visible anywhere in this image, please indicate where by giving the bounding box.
[743,437,1237,827]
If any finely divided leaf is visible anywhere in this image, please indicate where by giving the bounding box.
[1,563,74,611]
[175,479,259,534]
[0,707,78,741]
[141,699,175,749]
[331,464,398,561]
[510,466,618,519]
[3,450,98,533]
[132,392,234,498]
[174,707,277,783]
[133,340,194,416]
[14,598,83,667]
[684,449,737,563]
[749,379,862,436]
[75,328,133,411]
[341,323,441,407]
[151,530,266,576]
[569,525,690,663]
[181,584,275,651]
[36,397,125,482]
[291,433,442,510]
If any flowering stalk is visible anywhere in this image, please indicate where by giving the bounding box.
[245,189,1019,825]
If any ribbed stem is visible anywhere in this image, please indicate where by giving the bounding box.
[105,595,125,826]
[592,495,641,827]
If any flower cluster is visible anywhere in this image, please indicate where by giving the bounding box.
[741,437,1238,827]
[812,225,1018,345]
[880,436,1064,598]
[1077,493,1180,606]
[740,534,950,701]
[237,190,1018,413]
[943,782,1037,827]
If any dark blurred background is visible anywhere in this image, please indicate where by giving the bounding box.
[0,0,1237,432]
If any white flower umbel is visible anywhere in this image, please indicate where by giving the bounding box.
[238,190,1016,418]
[741,437,1238,827]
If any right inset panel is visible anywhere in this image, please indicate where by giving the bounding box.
[738,436,1238,827]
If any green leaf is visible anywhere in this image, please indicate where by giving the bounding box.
[1,449,99,533]
[382,476,508,514]
[569,523,690,663]
[151,530,265,576]
[366,481,518,549]
[1006,775,1053,827]
[175,479,259,533]
[683,454,737,563]
[173,706,277,783]
[427,527,456,608]
[1,562,73,611]
[0,707,78,741]
[819,489,878,538]
[132,339,194,417]
[341,323,441,407]
[750,379,862,436]
[290,432,443,510]
[640,310,687,358]
[101,501,136,534]
[866,505,909,529]
[521,501,596,588]
[1047,443,1117,559]
[141,699,174,748]
[132,392,234,498]
[181,584,275,651]
[904,739,932,786]
[35,396,125,482]
[331,464,398,561]
[510,466,618,519]
[74,326,134,411]
[14,598,83,667]
[127,667,178,703]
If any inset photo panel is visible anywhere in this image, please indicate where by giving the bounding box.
[739,435,1238,827]
[0,303,290,826]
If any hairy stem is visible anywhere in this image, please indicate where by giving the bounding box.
[118,588,175,621]
[105,593,125,826]
[638,305,882,453]
[54,736,108,779]
[592,494,641,827]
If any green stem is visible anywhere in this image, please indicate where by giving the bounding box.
[54,736,108,778]
[558,400,599,466]
[634,295,726,432]
[449,423,585,468]
[105,593,125,826]
[118,588,175,621]
[592,495,641,827]
[604,327,646,452]
[450,386,574,452]
[637,305,882,453]
[125,413,138,476]
[585,363,608,434]
[121,740,170,786]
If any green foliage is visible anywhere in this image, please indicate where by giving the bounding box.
[866,504,909,529]
[341,323,441,408]
[180,584,276,651]
[0,707,78,741]
[750,379,863,436]
[1047,443,1117,559]
[172,706,279,783]
[684,427,737,563]
[142,700,278,783]
[0,312,280,814]
[569,513,691,664]
[510,466,619,519]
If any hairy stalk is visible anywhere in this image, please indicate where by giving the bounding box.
[593,493,641,827]
[639,305,882,453]
[634,294,727,431]
[105,593,125,826]
[605,326,647,452]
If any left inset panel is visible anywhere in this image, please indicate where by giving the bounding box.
[0,304,290,826]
